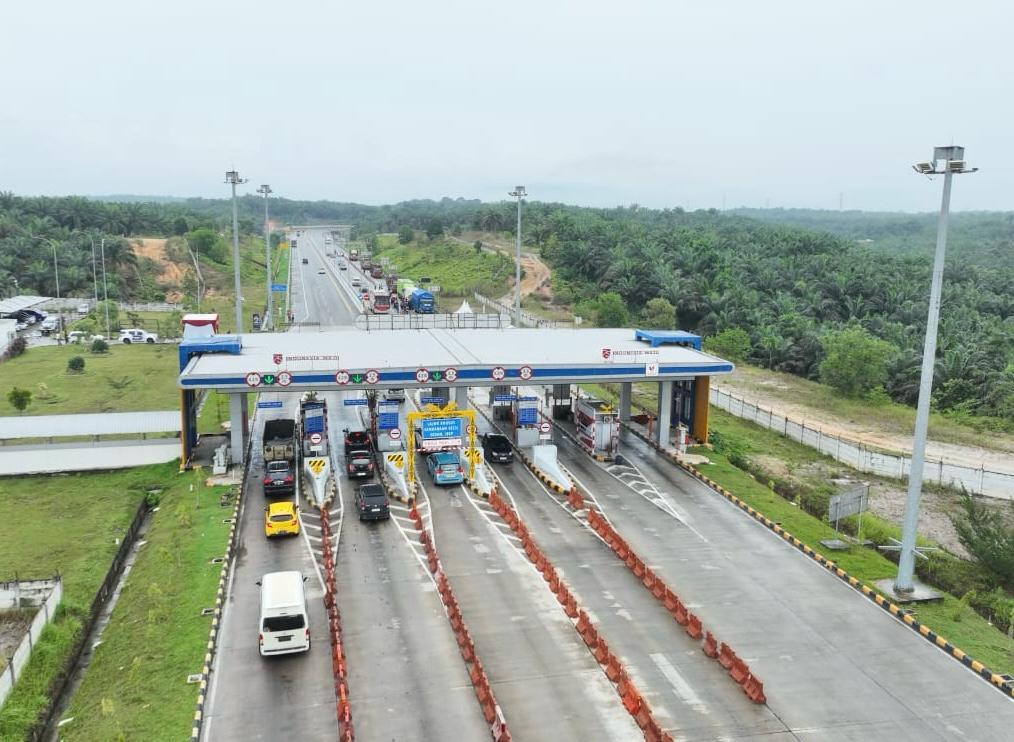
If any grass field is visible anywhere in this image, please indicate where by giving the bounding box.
[373,234,514,301]
[197,390,255,435]
[0,344,180,415]
[724,364,1014,452]
[60,470,232,741]
[0,463,185,740]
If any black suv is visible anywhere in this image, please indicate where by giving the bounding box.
[262,460,295,496]
[344,429,373,455]
[355,483,390,521]
[346,453,375,480]
[481,433,514,464]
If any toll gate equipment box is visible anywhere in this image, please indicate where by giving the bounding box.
[299,395,328,457]
[574,396,619,459]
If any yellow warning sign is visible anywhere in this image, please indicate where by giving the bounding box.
[386,453,404,469]
[463,448,482,463]
[307,458,326,475]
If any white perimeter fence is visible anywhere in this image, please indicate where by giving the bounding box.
[710,386,1013,501]
[0,577,63,707]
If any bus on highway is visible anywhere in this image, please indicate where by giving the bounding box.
[372,291,391,314]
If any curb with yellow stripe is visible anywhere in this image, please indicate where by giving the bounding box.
[619,419,1014,700]
[191,483,244,740]
[471,404,571,496]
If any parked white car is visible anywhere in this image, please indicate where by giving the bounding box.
[119,328,158,344]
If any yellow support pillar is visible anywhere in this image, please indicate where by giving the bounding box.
[691,375,711,444]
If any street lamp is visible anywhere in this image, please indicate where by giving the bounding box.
[256,184,273,331]
[225,170,248,333]
[509,185,527,326]
[892,146,977,595]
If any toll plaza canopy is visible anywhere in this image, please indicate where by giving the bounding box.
[177,327,734,391]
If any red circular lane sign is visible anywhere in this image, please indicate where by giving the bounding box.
[309,433,323,445]
[388,428,402,440]
[335,370,350,385]
[277,371,292,387]
[519,365,533,381]
[491,366,506,381]
[415,368,430,383]
[444,367,458,382]
[365,369,380,385]
[539,421,551,434]
[245,372,262,387]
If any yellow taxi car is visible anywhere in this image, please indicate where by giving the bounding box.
[264,501,300,538]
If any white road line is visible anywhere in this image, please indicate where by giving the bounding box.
[649,652,709,715]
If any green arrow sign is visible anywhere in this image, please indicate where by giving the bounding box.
[262,374,276,386]
[431,370,442,381]
[351,373,363,384]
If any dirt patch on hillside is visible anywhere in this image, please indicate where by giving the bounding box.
[131,238,186,302]
[451,232,554,304]
[0,609,33,671]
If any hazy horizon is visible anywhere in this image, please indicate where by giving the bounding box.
[2,1,1011,213]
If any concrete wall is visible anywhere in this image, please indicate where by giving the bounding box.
[0,577,62,707]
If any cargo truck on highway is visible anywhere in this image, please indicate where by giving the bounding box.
[408,288,435,314]
[263,419,296,462]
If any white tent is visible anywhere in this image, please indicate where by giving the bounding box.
[454,300,474,314]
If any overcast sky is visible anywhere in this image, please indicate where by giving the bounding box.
[1,1,1010,212]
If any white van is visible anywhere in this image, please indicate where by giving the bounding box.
[258,571,310,656]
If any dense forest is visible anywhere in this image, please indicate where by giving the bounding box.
[1,192,1011,422]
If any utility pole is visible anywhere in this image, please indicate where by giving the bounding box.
[100,238,111,338]
[89,236,100,312]
[257,184,273,330]
[225,170,248,333]
[892,147,977,595]
[509,185,527,327]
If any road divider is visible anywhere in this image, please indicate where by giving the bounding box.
[585,507,766,704]
[618,418,1014,701]
[381,475,512,740]
[320,506,354,741]
[487,489,674,741]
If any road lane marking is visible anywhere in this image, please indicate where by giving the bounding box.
[650,652,709,716]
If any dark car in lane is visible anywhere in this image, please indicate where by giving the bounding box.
[262,460,295,496]
[346,453,375,480]
[481,433,514,464]
[355,483,390,521]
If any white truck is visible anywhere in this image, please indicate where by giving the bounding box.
[119,328,158,344]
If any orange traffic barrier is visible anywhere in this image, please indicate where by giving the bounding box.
[563,593,578,618]
[685,612,703,640]
[663,588,678,613]
[548,570,560,594]
[492,707,511,742]
[673,600,689,626]
[701,631,718,658]
[575,610,592,637]
[427,551,438,573]
[730,657,750,685]
[632,558,645,579]
[634,701,653,730]
[469,660,484,686]
[605,653,622,682]
[593,636,609,664]
[409,503,419,521]
[419,529,430,546]
[642,568,655,591]
[555,583,570,605]
[582,624,598,648]
[743,673,767,704]
[718,642,736,670]
[625,550,637,569]
[618,673,641,715]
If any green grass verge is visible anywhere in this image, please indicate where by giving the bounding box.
[197,390,255,436]
[0,345,180,416]
[59,470,232,741]
[0,463,183,741]
[373,234,514,300]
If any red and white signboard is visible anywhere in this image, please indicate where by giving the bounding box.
[309,433,323,445]
[388,428,402,440]
[365,369,380,384]
[444,367,458,382]
[539,421,551,434]
[415,368,430,383]
[491,366,506,381]
[277,371,292,386]
[519,365,533,381]
[335,370,350,385]
[645,363,659,377]
[245,372,262,387]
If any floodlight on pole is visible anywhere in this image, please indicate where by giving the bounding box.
[256,184,273,331]
[225,170,248,333]
[891,146,977,595]
[509,185,527,326]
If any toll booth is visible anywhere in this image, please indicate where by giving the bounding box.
[513,395,540,447]
[548,384,572,419]
[574,396,619,459]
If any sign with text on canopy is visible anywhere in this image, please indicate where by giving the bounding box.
[378,400,399,430]
[421,417,463,445]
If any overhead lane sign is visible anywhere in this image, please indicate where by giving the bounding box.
[420,417,463,449]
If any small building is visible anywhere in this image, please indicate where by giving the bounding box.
[0,318,17,356]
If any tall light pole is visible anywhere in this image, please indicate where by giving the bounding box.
[257,184,273,331]
[509,185,527,326]
[225,170,248,333]
[89,236,100,310]
[99,238,110,338]
[893,147,977,595]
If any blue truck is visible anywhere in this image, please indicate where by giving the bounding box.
[408,289,435,314]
